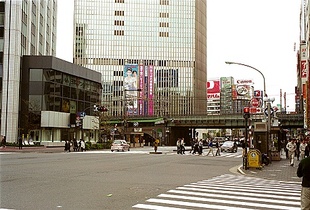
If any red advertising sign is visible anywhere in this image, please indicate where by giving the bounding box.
[207,80,220,94]
[301,60,307,78]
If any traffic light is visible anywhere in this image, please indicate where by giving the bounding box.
[243,107,250,119]
[97,106,109,112]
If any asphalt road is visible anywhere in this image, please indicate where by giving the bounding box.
[0,150,241,210]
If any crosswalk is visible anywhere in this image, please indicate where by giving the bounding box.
[133,174,301,210]
[170,151,243,158]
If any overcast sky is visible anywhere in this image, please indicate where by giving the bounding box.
[56,0,300,111]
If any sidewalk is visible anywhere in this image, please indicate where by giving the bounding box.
[238,152,302,183]
[0,146,65,153]
[0,145,174,153]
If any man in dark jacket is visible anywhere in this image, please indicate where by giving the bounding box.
[297,156,310,209]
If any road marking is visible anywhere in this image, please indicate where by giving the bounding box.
[133,174,301,210]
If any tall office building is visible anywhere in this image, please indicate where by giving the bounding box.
[74,0,207,117]
[1,0,57,142]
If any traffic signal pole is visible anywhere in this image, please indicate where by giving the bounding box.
[243,107,250,170]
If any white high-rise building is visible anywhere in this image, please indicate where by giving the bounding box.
[1,0,57,142]
[74,0,207,117]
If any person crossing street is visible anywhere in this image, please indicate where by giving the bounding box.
[286,139,297,166]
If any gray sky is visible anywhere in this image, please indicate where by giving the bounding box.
[57,0,300,111]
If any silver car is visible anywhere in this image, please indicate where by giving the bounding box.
[221,141,237,153]
[111,140,130,152]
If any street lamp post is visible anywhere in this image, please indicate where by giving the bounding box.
[225,61,272,161]
[225,61,267,102]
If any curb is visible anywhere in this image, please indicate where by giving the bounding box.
[237,165,246,175]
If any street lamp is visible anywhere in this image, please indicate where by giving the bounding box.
[225,61,273,161]
[225,61,267,103]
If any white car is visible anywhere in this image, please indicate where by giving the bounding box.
[111,140,130,152]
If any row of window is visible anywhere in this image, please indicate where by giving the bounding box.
[29,94,97,114]
[114,0,168,5]
[73,58,195,67]
[29,69,101,92]
[29,81,99,101]
[114,20,169,28]
[159,32,169,37]
[113,30,169,37]
[114,20,124,26]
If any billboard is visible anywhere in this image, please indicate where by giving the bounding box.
[207,80,220,99]
[124,64,139,115]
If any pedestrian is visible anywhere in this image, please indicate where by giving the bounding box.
[300,139,308,160]
[215,140,221,156]
[306,143,310,158]
[206,140,214,156]
[190,138,194,154]
[296,139,301,161]
[80,139,85,152]
[198,139,203,155]
[64,140,71,152]
[154,139,159,152]
[2,135,6,148]
[180,138,185,154]
[286,139,297,166]
[18,136,22,150]
[73,138,78,152]
[176,138,181,154]
[297,155,310,210]
[192,139,199,155]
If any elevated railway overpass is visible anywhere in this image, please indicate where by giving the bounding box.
[109,113,304,146]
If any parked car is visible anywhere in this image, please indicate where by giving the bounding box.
[111,140,130,152]
[221,140,238,153]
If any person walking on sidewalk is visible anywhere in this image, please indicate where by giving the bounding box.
[18,136,22,150]
[297,155,310,210]
[1,135,6,148]
[300,139,308,160]
[286,139,297,166]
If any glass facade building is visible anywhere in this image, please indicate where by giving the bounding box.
[20,56,102,143]
[73,0,207,118]
[0,0,57,142]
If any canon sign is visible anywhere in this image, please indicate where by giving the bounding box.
[236,79,253,84]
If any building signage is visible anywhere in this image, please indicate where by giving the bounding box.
[236,79,253,85]
[148,65,154,115]
[139,64,144,115]
[207,80,220,100]
[301,43,308,80]
[124,64,139,115]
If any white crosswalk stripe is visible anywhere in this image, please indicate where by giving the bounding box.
[169,151,243,158]
[133,174,301,210]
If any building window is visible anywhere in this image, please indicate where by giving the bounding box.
[160,0,169,5]
[114,30,124,36]
[159,22,169,27]
[159,32,169,37]
[115,0,124,3]
[114,20,124,26]
[115,11,124,16]
[159,12,169,18]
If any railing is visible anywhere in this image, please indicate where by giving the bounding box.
[107,112,304,128]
